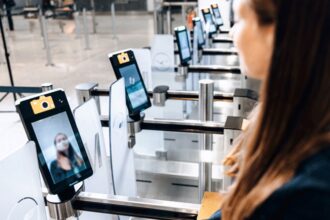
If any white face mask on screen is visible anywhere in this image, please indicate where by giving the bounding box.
[56,139,69,152]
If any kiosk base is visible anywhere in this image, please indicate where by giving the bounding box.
[46,182,84,220]
[128,112,145,148]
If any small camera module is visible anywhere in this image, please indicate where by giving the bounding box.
[42,101,49,109]
[30,95,55,114]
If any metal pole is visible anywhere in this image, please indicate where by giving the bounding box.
[5,6,14,31]
[198,79,214,201]
[111,3,117,39]
[40,16,53,66]
[90,0,97,33]
[73,11,80,37]
[38,9,44,38]
[75,83,100,113]
[153,0,158,34]
[0,14,17,100]
[181,5,185,25]
[82,8,91,50]
[166,6,171,34]
[41,83,53,92]
[183,76,188,118]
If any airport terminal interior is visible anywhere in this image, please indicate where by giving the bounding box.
[1,0,329,219]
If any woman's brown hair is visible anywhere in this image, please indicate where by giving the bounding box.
[221,0,330,219]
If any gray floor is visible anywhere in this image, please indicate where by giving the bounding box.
[1,14,155,110]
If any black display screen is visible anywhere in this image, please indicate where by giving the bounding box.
[16,90,93,194]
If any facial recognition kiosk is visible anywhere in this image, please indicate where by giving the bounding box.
[109,50,152,121]
[175,26,193,67]
[16,89,94,219]
[201,8,217,37]
[71,47,258,210]
[211,4,224,28]
[11,90,201,220]
[173,24,239,75]
[193,17,206,50]
[173,25,239,80]
[16,90,93,198]
[172,24,259,94]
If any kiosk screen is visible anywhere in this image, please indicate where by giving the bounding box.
[193,18,205,47]
[16,90,93,194]
[118,63,149,109]
[178,31,191,60]
[211,5,224,26]
[204,13,217,33]
[175,26,192,65]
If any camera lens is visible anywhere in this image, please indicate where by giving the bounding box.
[42,101,49,109]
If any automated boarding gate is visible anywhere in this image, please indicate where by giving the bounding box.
[41,80,200,220]
[171,24,260,94]
[27,80,250,220]
[75,80,257,202]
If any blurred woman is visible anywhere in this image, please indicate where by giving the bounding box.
[210,0,330,219]
[50,133,84,182]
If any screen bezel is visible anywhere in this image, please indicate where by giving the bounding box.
[211,5,224,27]
[193,18,206,48]
[109,50,152,115]
[174,26,192,65]
[16,89,93,194]
[201,9,217,35]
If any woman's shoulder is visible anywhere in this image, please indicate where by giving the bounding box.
[276,146,330,198]
[295,146,330,187]
[251,147,330,220]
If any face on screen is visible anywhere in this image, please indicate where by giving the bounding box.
[119,64,149,109]
[32,112,87,184]
[178,31,191,60]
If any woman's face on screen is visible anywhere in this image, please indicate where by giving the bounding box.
[231,0,275,80]
[55,134,69,152]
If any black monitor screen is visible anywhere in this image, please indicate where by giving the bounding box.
[119,64,149,110]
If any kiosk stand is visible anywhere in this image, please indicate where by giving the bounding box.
[177,64,189,80]
[127,112,145,149]
[46,182,84,220]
